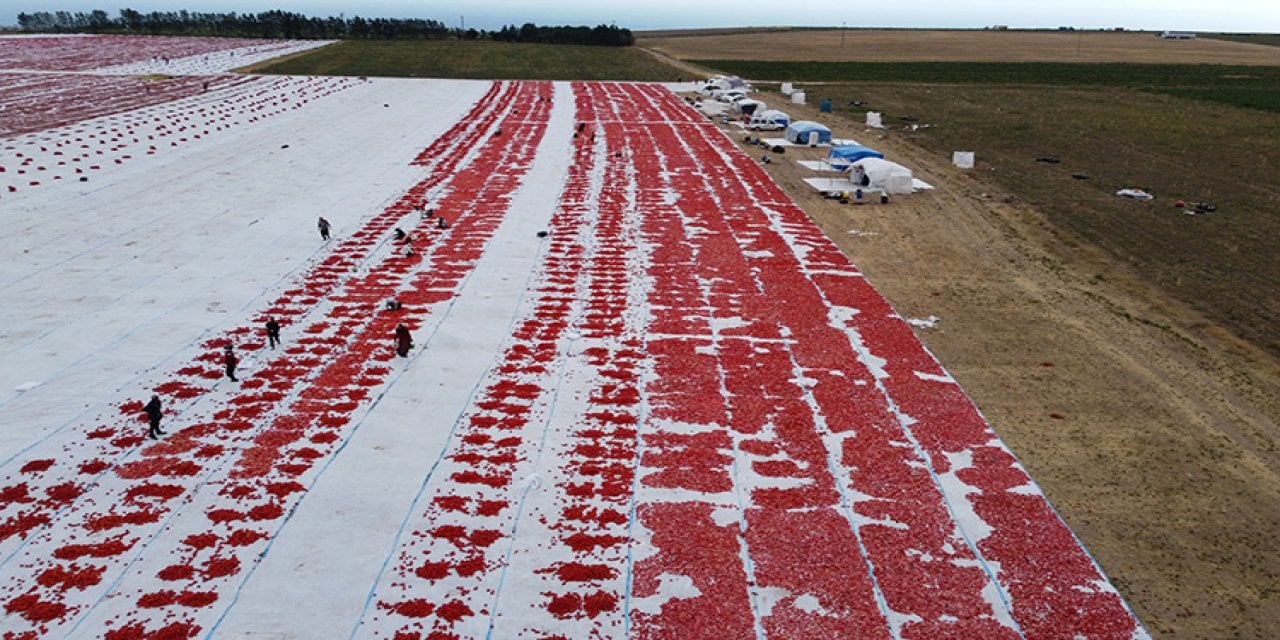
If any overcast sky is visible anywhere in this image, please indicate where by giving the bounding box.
[4,0,1277,33]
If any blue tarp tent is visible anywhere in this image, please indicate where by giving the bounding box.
[784,120,832,145]
[826,145,884,167]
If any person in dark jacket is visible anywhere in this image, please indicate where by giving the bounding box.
[317,216,331,241]
[224,344,239,381]
[395,323,412,357]
[144,394,164,439]
[265,317,281,349]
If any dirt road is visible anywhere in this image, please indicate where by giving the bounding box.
[717,95,1280,638]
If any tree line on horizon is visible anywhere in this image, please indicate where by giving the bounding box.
[15,9,634,46]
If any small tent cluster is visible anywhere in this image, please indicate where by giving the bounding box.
[700,75,749,96]
[784,120,831,146]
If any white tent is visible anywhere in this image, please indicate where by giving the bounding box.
[850,157,915,195]
[734,98,766,115]
[700,79,731,96]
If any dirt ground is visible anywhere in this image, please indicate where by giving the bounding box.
[643,29,1280,65]
[705,97,1280,638]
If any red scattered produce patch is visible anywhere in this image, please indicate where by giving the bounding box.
[434,599,473,623]
[582,590,618,618]
[434,495,468,512]
[204,556,240,578]
[475,500,506,517]
[182,533,219,549]
[20,459,55,474]
[54,537,130,559]
[36,563,106,590]
[176,591,217,607]
[248,503,283,520]
[85,508,161,532]
[265,481,306,499]
[138,590,177,608]
[4,592,69,622]
[0,483,34,503]
[546,592,581,618]
[454,556,486,577]
[415,561,450,580]
[104,621,201,640]
[309,431,340,444]
[206,509,245,524]
[292,447,323,459]
[194,444,225,458]
[125,482,184,502]
[555,562,614,582]
[157,564,196,581]
[380,598,435,618]
[227,528,267,546]
[563,532,627,553]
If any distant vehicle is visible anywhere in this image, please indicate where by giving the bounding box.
[747,109,790,131]
[1160,31,1196,39]
[717,90,747,103]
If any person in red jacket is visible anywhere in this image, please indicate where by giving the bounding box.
[395,323,412,357]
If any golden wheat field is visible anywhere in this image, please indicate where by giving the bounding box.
[640,28,1280,65]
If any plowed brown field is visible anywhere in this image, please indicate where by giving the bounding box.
[642,28,1280,65]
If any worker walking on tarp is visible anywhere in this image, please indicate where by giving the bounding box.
[318,216,331,241]
[144,394,164,439]
[395,323,412,358]
[224,344,239,381]
[265,317,281,349]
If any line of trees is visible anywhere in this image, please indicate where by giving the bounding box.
[492,23,634,46]
[16,10,451,39]
[15,9,635,46]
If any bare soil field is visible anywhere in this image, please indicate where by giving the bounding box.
[713,95,1280,637]
[642,29,1280,65]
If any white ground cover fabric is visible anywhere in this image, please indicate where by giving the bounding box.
[0,36,1148,639]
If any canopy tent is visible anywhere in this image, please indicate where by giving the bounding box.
[734,98,766,115]
[849,157,914,195]
[748,109,790,130]
[724,75,748,89]
[826,144,883,167]
[784,120,831,145]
